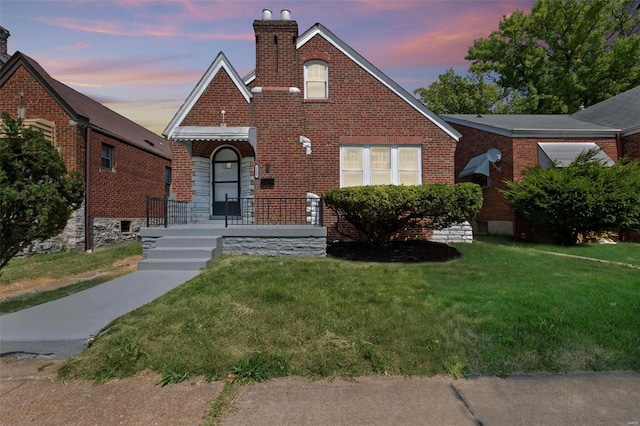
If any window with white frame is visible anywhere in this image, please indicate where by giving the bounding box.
[340,145,421,187]
[304,61,328,99]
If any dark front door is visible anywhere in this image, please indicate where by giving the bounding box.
[212,148,240,216]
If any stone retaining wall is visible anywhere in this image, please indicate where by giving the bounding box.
[223,236,326,256]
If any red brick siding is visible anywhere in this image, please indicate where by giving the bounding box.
[623,132,640,160]
[181,69,250,127]
[169,140,195,202]
[0,66,84,173]
[90,131,170,218]
[253,19,299,88]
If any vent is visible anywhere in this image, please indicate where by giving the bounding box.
[23,118,56,144]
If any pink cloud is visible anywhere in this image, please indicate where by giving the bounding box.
[56,42,91,51]
[36,17,253,41]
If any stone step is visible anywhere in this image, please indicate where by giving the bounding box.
[137,258,213,271]
[145,247,217,260]
[155,235,222,248]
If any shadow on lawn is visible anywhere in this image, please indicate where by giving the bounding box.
[326,240,462,263]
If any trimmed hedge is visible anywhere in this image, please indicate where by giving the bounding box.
[324,183,483,246]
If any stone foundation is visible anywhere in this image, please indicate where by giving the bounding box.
[223,236,326,256]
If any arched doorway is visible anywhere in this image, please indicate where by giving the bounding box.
[212,147,240,216]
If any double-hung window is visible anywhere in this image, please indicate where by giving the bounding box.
[340,145,421,187]
[101,144,114,170]
[304,61,328,99]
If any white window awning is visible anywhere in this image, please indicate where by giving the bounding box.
[538,142,614,168]
[459,153,491,178]
[172,126,257,152]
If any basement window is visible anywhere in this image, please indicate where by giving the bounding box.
[120,220,132,235]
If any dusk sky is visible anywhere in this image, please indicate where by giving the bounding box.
[1,0,535,135]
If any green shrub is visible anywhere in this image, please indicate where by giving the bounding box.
[502,150,640,244]
[324,183,482,246]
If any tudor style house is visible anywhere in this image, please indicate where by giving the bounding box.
[164,9,462,239]
[0,51,172,252]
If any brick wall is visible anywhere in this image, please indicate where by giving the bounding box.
[623,132,640,160]
[89,131,170,218]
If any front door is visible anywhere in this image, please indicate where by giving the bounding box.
[212,148,240,216]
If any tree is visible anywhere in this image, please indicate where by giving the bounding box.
[502,150,640,244]
[414,69,501,114]
[0,113,85,271]
[324,183,483,246]
[466,0,640,113]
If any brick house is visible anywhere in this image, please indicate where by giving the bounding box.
[443,114,619,237]
[0,51,172,252]
[164,9,463,241]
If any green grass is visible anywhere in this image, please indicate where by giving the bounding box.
[475,235,640,267]
[0,242,142,285]
[59,241,640,384]
[0,271,132,315]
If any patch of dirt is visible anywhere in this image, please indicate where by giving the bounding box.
[0,255,142,301]
[326,240,462,263]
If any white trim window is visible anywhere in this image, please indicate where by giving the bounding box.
[340,145,421,187]
[304,60,328,99]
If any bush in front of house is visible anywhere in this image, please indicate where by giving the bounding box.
[324,183,483,246]
[502,150,640,245]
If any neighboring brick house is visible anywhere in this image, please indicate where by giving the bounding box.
[0,51,172,252]
[164,9,462,240]
[443,114,619,237]
[0,26,10,70]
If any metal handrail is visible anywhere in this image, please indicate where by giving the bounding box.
[225,196,323,227]
[146,195,188,227]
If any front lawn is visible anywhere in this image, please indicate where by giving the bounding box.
[60,241,640,383]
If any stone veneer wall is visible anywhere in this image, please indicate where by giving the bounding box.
[223,236,326,256]
[430,222,473,243]
[21,203,86,255]
[91,218,145,250]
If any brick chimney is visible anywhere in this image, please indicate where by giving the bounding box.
[253,9,299,87]
[0,26,10,60]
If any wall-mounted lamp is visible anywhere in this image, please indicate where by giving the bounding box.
[254,164,259,179]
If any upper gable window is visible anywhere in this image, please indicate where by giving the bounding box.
[304,61,328,99]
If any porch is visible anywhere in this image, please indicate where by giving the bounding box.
[139,222,327,270]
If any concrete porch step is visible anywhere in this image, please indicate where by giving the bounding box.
[145,247,218,260]
[155,236,222,248]
[137,258,214,271]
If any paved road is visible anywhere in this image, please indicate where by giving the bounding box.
[0,270,200,359]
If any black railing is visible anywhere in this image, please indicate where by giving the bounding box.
[225,196,323,227]
[146,196,188,228]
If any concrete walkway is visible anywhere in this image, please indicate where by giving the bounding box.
[0,270,200,359]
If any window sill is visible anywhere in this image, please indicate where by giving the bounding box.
[303,98,331,104]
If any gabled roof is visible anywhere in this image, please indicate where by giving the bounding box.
[164,52,252,139]
[572,86,640,137]
[442,114,619,138]
[0,51,171,160]
[297,23,460,142]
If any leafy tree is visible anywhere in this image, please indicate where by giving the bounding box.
[502,150,640,244]
[324,183,482,246]
[414,69,501,114]
[466,0,640,113]
[0,113,85,271]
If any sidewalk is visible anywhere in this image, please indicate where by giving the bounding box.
[0,270,200,359]
[0,360,638,425]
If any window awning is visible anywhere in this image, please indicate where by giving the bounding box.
[537,142,614,168]
[459,153,491,178]
[171,126,257,152]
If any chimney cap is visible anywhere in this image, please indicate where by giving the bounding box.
[281,9,291,20]
[262,9,272,20]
